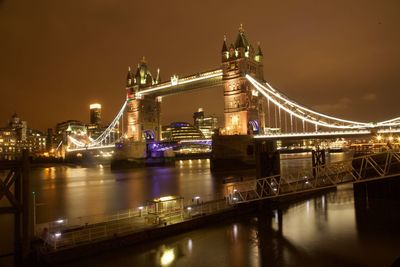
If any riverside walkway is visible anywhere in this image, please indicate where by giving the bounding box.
[36,197,231,250]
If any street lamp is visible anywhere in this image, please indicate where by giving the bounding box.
[138,206,144,217]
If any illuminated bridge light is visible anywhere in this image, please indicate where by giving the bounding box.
[246,75,373,129]
[254,130,371,139]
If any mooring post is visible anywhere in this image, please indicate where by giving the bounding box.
[312,147,326,178]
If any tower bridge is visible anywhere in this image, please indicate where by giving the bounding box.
[65,25,400,167]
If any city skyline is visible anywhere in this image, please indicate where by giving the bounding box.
[1,1,400,131]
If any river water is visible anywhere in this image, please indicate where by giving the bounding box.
[1,153,400,266]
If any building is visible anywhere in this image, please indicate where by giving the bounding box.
[25,128,47,154]
[8,113,27,141]
[0,128,17,159]
[161,122,205,141]
[90,103,102,125]
[0,114,46,160]
[193,108,219,138]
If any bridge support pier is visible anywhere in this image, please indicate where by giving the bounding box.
[210,134,255,171]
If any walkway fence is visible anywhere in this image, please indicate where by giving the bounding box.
[36,198,231,250]
[226,150,400,203]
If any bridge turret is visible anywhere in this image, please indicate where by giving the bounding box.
[255,42,263,62]
[221,25,266,135]
[134,63,141,85]
[156,68,161,84]
[126,66,134,87]
[126,58,161,142]
[229,43,235,59]
[234,24,249,58]
[221,35,229,62]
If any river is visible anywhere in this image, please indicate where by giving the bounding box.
[1,152,399,266]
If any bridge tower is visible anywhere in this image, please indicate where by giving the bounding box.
[221,24,266,135]
[125,57,162,142]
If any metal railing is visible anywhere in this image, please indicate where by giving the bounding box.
[37,198,231,250]
[227,150,400,204]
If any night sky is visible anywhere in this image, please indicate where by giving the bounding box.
[1,0,400,131]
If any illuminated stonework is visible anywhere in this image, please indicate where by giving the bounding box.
[221,25,266,135]
[125,60,161,142]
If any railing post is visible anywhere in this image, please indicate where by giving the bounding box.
[22,149,32,259]
[14,166,22,264]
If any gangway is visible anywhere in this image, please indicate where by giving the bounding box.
[227,150,400,203]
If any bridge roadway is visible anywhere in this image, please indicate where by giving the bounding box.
[36,150,400,255]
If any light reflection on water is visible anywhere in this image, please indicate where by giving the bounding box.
[59,184,399,267]
[2,153,400,267]
[31,159,227,223]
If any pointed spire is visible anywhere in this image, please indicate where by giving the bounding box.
[256,42,263,56]
[235,24,249,49]
[221,35,228,53]
[127,66,132,78]
[135,64,140,77]
[239,23,245,33]
[255,41,263,62]
[141,56,146,64]
[126,66,133,86]
[156,68,161,83]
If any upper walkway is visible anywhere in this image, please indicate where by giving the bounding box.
[136,68,223,97]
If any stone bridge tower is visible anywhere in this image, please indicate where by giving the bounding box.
[125,57,161,142]
[221,25,266,135]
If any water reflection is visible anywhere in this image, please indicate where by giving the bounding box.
[3,153,398,267]
[30,159,228,223]
[53,177,400,267]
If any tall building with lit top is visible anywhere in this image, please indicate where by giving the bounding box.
[90,103,102,125]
